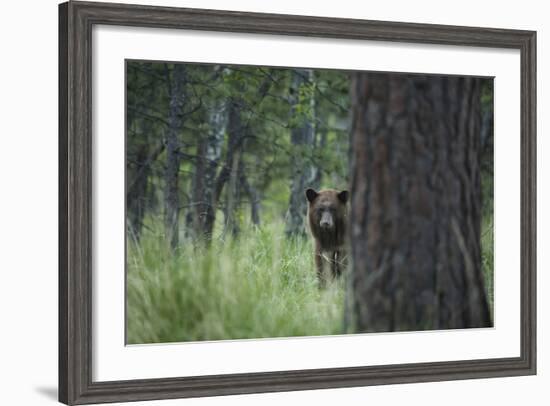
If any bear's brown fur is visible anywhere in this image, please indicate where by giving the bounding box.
[305,188,349,286]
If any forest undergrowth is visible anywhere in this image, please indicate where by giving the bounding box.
[127,216,493,344]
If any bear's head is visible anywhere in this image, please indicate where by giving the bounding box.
[305,188,349,232]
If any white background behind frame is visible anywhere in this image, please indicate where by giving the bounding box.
[2,0,547,405]
[93,24,520,381]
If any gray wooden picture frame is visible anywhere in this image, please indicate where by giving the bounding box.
[59,1,536,404]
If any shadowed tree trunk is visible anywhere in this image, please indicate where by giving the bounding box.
[285,69,316,237]
[126,110,150,240]
[480,96,494,176]
[348,73,491,333]
[241,172,261,226]
[212,97,244,237]
[190,99,228,242]
[223,148,242,237]
[164,64,186,249]
[127,103,165,240]
[127,143,164,240]
[127,73,164,240]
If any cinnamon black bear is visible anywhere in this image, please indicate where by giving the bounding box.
[305,188,349,286]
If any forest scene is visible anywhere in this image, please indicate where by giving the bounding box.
[126,60,494,344]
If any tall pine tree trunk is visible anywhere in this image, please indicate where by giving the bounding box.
[127,75,159,241]
[190,99,227,242]
[127,125,164,240]
[241,172,261,226]
[223,149,242,237]
[164,64,186,249]
[348,73,491,332]
[285,69,316,237]
[213,97,244,237]
[127,146,149,240]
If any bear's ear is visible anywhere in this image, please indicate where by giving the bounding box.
[305,188,319,203]
[338,190,349,204]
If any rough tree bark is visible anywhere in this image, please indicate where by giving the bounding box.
[164,64,186,249]
[349,73,491,332]
[285,69,316,237]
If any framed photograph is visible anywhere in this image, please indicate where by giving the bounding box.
[59,1,536,404]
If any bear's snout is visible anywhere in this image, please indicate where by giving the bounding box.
[319,211,334,229]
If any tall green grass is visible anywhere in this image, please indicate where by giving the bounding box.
[127,216,494,344]
[127,221,345,344]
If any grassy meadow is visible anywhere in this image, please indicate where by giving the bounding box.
[126,215,493,344]
[127,220,346,344]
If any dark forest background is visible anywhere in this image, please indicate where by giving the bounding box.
[126,61,494,344]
